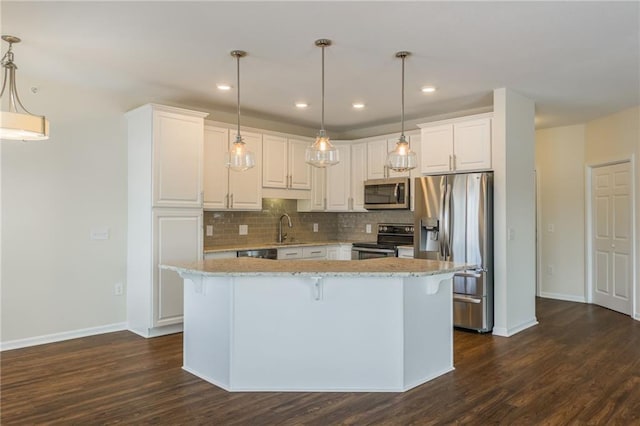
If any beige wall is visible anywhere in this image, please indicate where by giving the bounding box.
[535,106,639,320]
[2,77,130,344]
[535,125,586,301]
[585,106,640,320]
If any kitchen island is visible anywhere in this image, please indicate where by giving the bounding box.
[162,257,469,392]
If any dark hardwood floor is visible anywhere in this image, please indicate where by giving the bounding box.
[2,298,639,425]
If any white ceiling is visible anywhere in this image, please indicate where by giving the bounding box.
[2,1,638,135]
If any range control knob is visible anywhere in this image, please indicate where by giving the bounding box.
[405,226,413,232]
[380,226,388,232]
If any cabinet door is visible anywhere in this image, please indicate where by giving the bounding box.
[153,209,203,327]
[288,138,311,189]
[229,131,263,210]
[153,110,203,208]
[420,124,454,174]
[310,167,326,211]
[277,247,303,260]
[453,118,492,171]
[351,142,367,211]
[203,126,230,210]
[262,134,288,188]
[326,143,351,211]
[367,139,388,180]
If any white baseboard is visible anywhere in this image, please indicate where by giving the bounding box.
[492,318,539,337]
[539,292,587,303]
[1,322,128,351]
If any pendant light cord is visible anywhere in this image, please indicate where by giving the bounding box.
[236,53,241,140]
[400,54,405,139]
[321,43,325,134]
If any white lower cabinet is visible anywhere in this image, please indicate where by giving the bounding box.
[277,247,303,260]
[128,208,203,337]
[204,251,237,260]
[302,246,327,259]
[326,244,352,260]
[397,246,414,259]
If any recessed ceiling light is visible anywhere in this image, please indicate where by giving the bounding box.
[352,103,365,109]
[295,102,308,108]
[421,86,436,93]
[217,84,232,91]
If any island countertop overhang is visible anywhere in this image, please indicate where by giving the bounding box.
[161,257,473,278]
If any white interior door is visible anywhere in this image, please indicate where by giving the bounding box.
[591,162,632,314]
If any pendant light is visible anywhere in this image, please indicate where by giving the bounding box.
[224,50,255,171]
[0,35,49,141]
[387,51,417,172]
[305,39,339,168]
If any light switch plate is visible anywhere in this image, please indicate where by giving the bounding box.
[366,224,372,234]
[239,224,248,235]
[90,227,110,240]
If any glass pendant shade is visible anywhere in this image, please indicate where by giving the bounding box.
[305,130,339,167]
[225,49,255,171]
[387,135,417,172]
[0,36,50,141]
[225,136,256,171]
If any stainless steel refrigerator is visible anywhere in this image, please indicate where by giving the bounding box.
[414,172,493,332]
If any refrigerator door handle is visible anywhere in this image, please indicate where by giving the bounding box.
[439,180,447,259]
[444,183,452,260]
[454,294,482,304]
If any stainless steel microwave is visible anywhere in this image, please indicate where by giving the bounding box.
[364,177,410,210]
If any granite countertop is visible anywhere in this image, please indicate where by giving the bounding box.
[162,257,471,278]
[204,241,356,253]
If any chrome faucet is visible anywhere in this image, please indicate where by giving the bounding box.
[278,213,293,243]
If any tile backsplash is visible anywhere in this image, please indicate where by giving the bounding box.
[204,198,413,248]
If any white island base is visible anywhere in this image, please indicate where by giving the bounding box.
[174,260,459,392]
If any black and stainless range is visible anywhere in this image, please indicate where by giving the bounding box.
[351,223,414,260]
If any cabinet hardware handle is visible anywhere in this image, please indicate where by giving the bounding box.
[324,198,327,210]
[452,154,456,170]
[230,193,234,208]
[225,194,229,209]
[310,251,322,254]
[449,155,452,171]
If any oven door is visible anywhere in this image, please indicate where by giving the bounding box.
[351,247,396,260]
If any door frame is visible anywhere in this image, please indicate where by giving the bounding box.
[584,155,637,317]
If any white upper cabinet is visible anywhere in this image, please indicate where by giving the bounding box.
[203,126,230,210]
[263,135,311,190]
[262,135,288,188]
[366,137,413,179]
[288,139,312,189]
[366,139,388,180]
[419,115,492,174]
[298,166,326,211]
[228,130,263,210]
[350,142,368,211]
[127,104,207,208]
[326,142,351,211]
[203,125,262,211]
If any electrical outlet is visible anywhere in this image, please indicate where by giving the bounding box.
[547,224,555,233]
[239,224,248,235]
[313,223,319,232]
[547,265,554,276]
[366,224,372,234]
[206,225,213,236]
[114,282,123,296]
[508,228,515,241]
